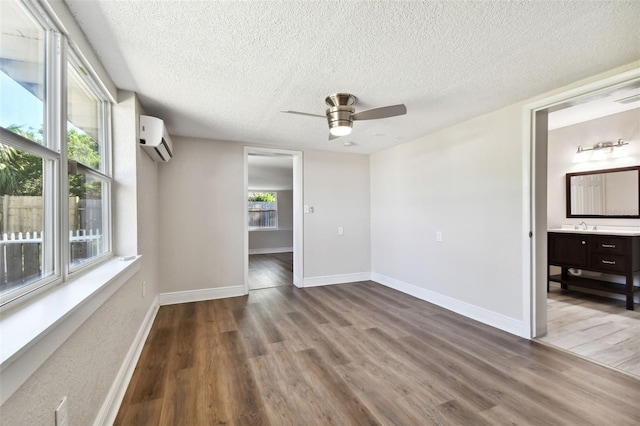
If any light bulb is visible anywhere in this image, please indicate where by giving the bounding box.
[330,125,352,137]
[573,150,589,163]
[612,145,629,158]
[590,148,609,161]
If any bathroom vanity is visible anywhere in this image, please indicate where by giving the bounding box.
[548,230,640,310]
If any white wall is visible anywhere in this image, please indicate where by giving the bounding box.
[371,105,524,322]
[249,190,293,252]
[303,150,371,279]
[0,92,159,425]
[547,108,640,228]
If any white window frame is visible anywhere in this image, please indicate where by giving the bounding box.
[65,49,113,274]
[0,0,112,307]
[248,191,278,230]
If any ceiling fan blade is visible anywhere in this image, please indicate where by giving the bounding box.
[281,110,325,118]
[352,104,407,121]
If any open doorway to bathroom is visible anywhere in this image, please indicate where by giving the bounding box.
[532,79,640,377]
[244,148,303,291]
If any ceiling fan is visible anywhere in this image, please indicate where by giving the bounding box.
[281,93,407,140]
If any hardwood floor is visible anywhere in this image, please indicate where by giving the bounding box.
[115,282,640,425]
[248,252,293,290]
[539,282,640,377]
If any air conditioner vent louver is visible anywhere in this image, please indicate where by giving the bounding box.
[614,94,640,105]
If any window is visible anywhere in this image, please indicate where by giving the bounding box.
[0,0,112,306]
[248,192,277,229]
[0,0,45,145]
[67,58,111,267]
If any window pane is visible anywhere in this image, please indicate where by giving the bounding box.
[248,192,277,229]
[69,170,107,266]
[0,0,46,144]
[0,144,53,296]
[67,64,102,171]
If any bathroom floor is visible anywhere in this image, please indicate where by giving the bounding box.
[539,282,640,378]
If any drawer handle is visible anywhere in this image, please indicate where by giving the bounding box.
[601,244,616,248]
[602,260,616,265]
[581,241,586,245]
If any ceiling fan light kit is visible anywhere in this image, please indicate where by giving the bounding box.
[282,93,407,140]
[326,93,355,137]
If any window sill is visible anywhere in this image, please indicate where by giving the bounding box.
[0,255,142,405]
[248,227,292,232]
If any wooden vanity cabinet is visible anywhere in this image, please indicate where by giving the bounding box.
[548,232,640,310]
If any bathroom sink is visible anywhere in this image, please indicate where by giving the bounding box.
[548,227,640,236]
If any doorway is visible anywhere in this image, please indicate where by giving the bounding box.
[527,70,640,376]
[244,147,303,292]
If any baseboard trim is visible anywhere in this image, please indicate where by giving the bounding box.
[248,247,293,255]
[303,272,372,287]
[94,296,159,426]
[371,273,526,337]
[159,285,246,305]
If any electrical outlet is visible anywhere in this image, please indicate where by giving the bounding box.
[436,231,443,242]
[55,397,68,426]
[338,226,344,235]
[142,281,146,297]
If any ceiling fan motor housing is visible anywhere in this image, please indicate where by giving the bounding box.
[326,105,354,130]
[325,93,357,107]
[325,93,357,131]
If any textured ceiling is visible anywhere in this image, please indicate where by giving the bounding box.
[64,0,640,154]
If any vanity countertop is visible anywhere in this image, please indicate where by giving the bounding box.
[548,226,640,236]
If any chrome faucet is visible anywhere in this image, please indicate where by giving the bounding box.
[576,221,587,230]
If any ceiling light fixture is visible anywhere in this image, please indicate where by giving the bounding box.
[573,139,629,163]
[329,123,352,137]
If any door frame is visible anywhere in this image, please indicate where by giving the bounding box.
[243,146,304,293]
[522,66,640,338]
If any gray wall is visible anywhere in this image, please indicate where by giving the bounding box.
[371,104,525,320]
[158,137,245,292]
[158,140,372,293]
[303,150,371,278]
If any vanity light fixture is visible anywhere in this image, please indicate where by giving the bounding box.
[573,139,629,163]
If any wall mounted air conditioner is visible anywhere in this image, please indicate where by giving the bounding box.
[139,115,173,162]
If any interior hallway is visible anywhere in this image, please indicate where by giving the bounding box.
[248,252,293,290]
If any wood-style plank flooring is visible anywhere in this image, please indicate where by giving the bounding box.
[116,282,640,425]
[248,252,293,290]
[539,282,640,377]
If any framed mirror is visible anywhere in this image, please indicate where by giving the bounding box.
[566,165,640,218]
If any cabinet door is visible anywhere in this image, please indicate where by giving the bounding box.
[548,233,589,268]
